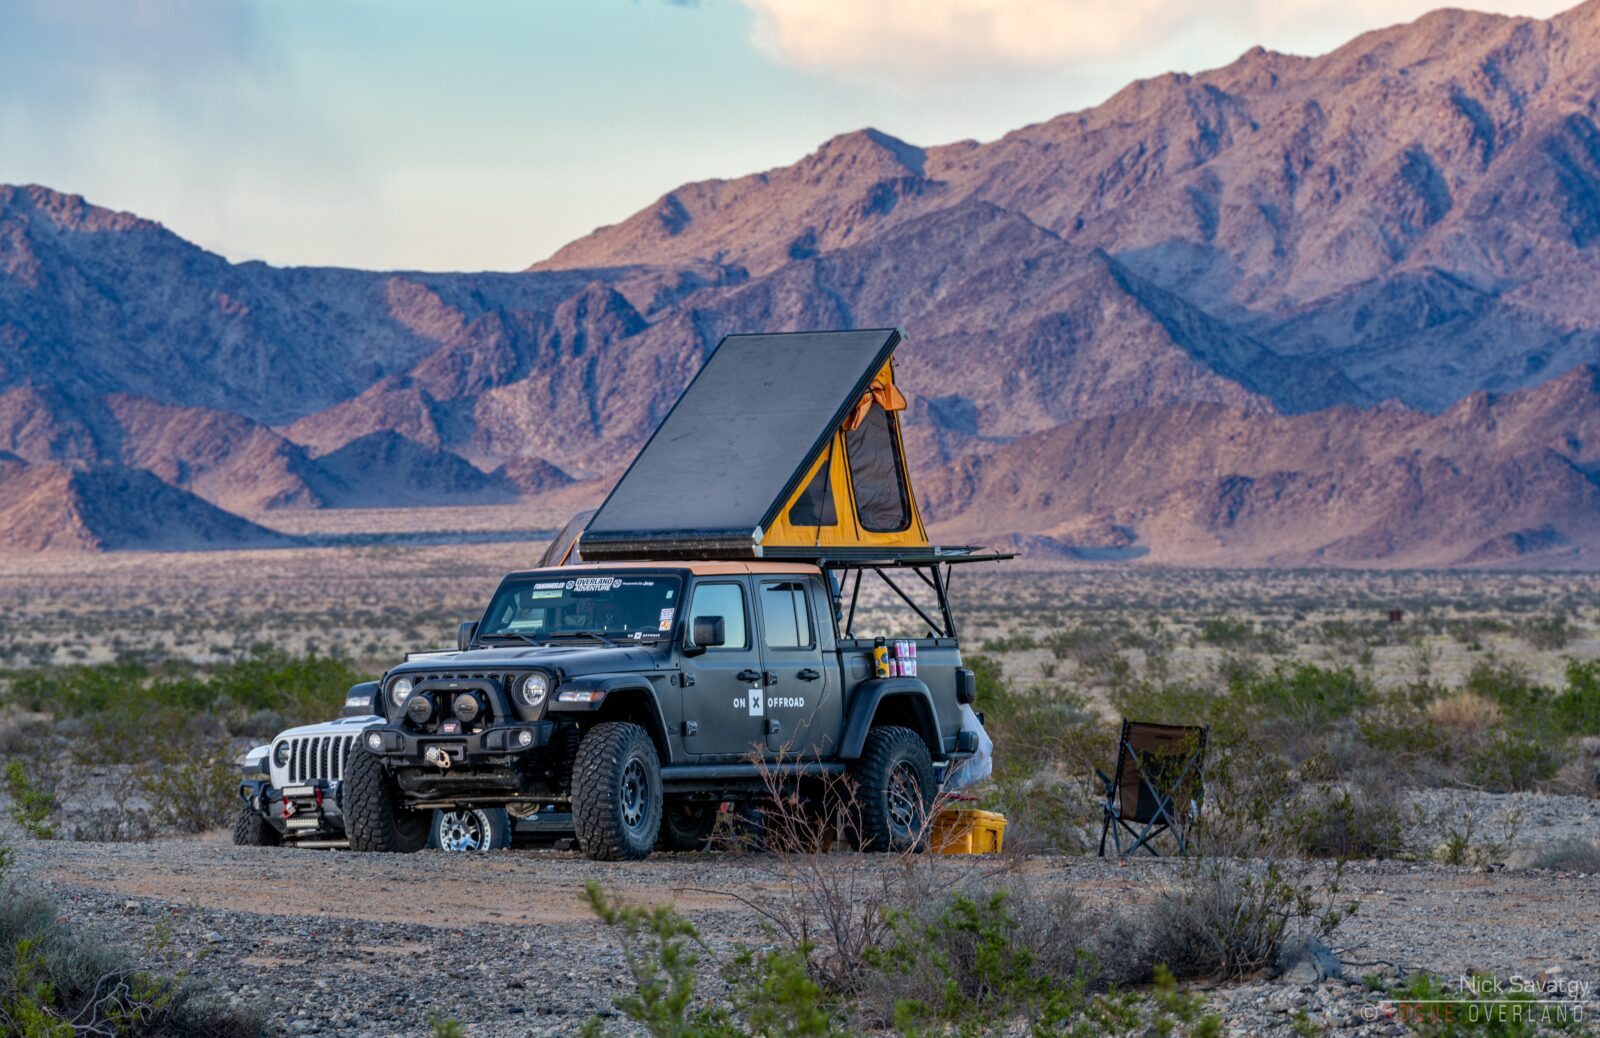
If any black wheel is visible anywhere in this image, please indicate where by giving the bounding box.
[849,726,935,853]
[656,799,719,852]
[343,742,428,853]
[428,807,513,852]
[572,722,662,861]
[721,800,769,853]
[232,805,281,847]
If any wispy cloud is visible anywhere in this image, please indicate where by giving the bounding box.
[736,0,1577,89]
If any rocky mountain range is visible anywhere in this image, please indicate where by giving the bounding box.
[6,1,1600,563]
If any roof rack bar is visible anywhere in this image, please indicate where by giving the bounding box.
[876,568,948,639]
[844,568,863,639]
[932,562,957,640]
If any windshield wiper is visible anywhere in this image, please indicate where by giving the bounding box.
[479,632,543,648]
[554,630,618,648]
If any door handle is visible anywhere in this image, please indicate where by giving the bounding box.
[736,669,763,683]
[797,669,820,682]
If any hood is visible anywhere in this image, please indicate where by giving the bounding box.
[387,642,668,678]
[274,714,383,741]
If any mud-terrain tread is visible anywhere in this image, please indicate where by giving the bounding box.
[657,799,718,852]
[849,725,934,853]
[232,805,280,847]
[572,722,662,861]
[343,742,428,853]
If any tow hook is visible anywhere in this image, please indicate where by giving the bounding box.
[424,746,452,770]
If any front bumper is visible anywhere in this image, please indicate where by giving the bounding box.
[363,720,556,766]
[240,779,344,838]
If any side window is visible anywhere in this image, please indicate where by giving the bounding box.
[760,582,814,650]
[689,582,748,650]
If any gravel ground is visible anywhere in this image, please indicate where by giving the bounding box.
[11,835,1600,1037]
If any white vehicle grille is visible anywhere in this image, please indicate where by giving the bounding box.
[285,734,355,785]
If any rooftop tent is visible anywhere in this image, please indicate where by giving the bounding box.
[579,329,930,561]
[537,508,595,567]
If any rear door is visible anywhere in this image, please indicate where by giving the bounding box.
[680,578,767,759]
[756,578,838,757]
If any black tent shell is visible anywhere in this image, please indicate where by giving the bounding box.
[580,329,906,561]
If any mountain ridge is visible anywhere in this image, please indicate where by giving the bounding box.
[7,2,1600,561]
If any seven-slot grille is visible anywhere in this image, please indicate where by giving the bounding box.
[284,734,356,784]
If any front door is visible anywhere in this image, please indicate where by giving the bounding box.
[756,579,837,757]
[680,578,767,758]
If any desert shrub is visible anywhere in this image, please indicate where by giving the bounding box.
[139,739,238,834]
[0,882,262,1037]
[1516,613,1576,651]
[1242,663,1369,727]
[3,761,58,840]
[979,632,1041,653]
[1142,859,1354,982]
[579,880,836,1038]
[1461,660,1545,716]
[865,891,1220,1037]
[970,655,1109,854]
[1108,679,1235,732]
[4,652,366,733]
[1426,800,1521,868]
[1552,658,1600,735]
[1197,618,1252,647]
[1293,785,1407,861]
[1044,625,1122,664]
[1425,691,1505,734]
[1464,733,1560,793]
[1530,839,1600,873]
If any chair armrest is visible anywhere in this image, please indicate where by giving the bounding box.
[1094,769,1115,796]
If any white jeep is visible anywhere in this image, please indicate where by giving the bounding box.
[236,716,557,852]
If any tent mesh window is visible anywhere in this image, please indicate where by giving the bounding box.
[845,403,910,533]
[787,457,838,527]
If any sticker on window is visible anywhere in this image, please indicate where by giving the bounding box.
[658,608,675,631]
[568,577,621,592]
[533,582,565,590]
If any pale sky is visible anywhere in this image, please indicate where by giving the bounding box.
[0,0,1578,272]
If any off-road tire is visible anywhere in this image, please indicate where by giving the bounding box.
[232,805,280,847]
[343,742,428,853]
[726,802,768,850]
[849,725,935,853]
[656,799,719,852]
[572,722,662,861]
[428,807,513,852]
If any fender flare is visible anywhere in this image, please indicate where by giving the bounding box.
[342,681,382,719]
[551,674,675,763]
[839,678,942,760]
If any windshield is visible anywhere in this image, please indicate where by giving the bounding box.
[478,572,682,642]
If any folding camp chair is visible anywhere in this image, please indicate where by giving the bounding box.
[1097,719,1207,857]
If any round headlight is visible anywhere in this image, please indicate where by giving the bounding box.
[454,693,482,725]
[273,741,291,767]
[518,672,550,709]
[389,677,414,708]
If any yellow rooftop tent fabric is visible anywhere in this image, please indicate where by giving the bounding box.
[763,358,929,552]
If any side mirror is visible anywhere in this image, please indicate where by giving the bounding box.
[457,621,479,652]
[684,615,725,656]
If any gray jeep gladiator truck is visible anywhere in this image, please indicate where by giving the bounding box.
[342,327,1003,860]
[342,558,984,860]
